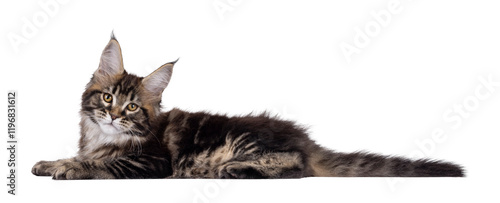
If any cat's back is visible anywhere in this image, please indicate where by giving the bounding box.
[156,108,315,155]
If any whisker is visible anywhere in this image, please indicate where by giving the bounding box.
[127,127,143,156]
[137,121,161,145]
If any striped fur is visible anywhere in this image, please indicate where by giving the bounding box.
[32,34,464,179]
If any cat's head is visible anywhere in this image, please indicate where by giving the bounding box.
[80,34,175,138]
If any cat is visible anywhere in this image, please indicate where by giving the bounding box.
[32,33,464,179]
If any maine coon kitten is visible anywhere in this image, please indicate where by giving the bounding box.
[32,34,464,179]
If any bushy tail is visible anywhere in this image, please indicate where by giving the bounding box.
[309,148,464,177]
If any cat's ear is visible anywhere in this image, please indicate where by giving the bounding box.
[93,33,125,83]
[142,60,177,97]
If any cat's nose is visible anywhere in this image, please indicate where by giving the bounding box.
[110,114,119,120]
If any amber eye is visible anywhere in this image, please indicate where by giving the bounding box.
[103,93,113,103]
[127,103,138,111]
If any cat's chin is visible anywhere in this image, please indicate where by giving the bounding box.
[98,123,122,135]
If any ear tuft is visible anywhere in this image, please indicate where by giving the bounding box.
[110,30,117,41]
[169,57,180,65]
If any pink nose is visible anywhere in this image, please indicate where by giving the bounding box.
[110,114,119,120]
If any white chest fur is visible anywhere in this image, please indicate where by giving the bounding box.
[78,117,132,158]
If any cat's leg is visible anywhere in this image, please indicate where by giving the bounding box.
[217,152,305,179]
[48,154,170,180]
[32,158,76,176]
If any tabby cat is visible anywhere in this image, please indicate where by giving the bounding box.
[32,34,464,179]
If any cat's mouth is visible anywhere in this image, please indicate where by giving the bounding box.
[105,122,118,129]
[99,121,122,134]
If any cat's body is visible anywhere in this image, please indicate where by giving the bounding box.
[32,34,464,179]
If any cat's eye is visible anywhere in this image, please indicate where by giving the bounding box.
[127,103,138,111]
[103,93,113,103]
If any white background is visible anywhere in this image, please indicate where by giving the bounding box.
[1,0,499,202]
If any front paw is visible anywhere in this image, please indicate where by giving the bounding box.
[219,164,264,179]
[52,162,87,180]
[32,161,58,176]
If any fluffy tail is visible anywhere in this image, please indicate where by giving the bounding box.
[309,148,464,177]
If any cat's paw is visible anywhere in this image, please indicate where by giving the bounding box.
[218,166,239,179]
[32,160,58,176]
[218,164,264,179]
[52,162,86,180]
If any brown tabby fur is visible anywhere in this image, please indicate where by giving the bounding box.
[32,33,464,179]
